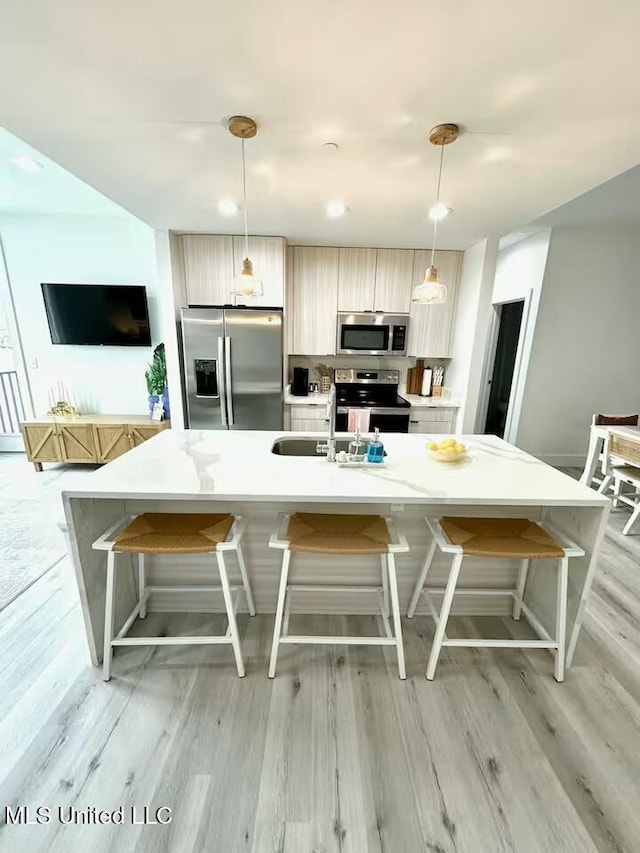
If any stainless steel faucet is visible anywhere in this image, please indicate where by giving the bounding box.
[316,383,337,461]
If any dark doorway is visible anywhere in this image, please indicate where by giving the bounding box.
[484,300,525,438]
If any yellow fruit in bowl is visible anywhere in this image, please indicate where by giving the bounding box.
[442,438,456,448]
[427,441,438,450]
[455,443,466,453]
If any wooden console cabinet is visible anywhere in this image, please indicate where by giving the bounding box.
[20,415,170,471]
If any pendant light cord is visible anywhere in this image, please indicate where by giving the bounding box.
[430,141,445,267]
[241,138,249,259]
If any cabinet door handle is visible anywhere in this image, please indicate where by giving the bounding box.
[410,420,419,424]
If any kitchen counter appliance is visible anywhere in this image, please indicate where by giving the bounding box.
[181,307,283,430]
[334,368,410,433]
[336,312,408,356]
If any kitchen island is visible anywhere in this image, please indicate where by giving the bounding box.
[62,429,609,671]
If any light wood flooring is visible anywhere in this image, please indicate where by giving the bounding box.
[0,460,639,852]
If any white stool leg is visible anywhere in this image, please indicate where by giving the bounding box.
[407,536,437,618]
[622,502,640,535]
[512,558,530,620]
[236,542,256,616]
[216,551,245,678]
[554,556,569,682]
[386,553,406,680]
[597,474,613,496]
[380,554,390,618]
[103,551,116,682]
[138,553,147,619]
[268,549,291,679]
[612,477,623,509]
[426,553,463,681]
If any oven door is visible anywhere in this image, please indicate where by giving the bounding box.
[335,407,410,433]
[338,323,390,355]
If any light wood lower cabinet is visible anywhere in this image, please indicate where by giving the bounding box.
[57,423,98,463]
[20,416,170,471]
[20,423,61,464]
[94,424,133,462]
[408,407,457,434]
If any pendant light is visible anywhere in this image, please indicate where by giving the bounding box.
[412,123,459,305]
[228,115,263,298]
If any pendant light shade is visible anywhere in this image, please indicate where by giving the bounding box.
[228,116,263,299]
[412,264,447,304]
[412,123,459,306]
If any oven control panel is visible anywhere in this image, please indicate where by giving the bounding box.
[334,369,400,384]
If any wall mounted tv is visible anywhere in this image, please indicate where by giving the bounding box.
[41,283,151,346]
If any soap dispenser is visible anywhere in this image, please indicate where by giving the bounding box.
[348,426,366,463]
[366,427,385,464]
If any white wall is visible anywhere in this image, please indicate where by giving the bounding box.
[489,230,551,444]
[515,226,640,464]
[0,214,162,416]
[447,238,498,432]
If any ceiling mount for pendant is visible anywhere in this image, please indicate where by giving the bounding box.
[227,115,258,139]
[428,123,459,146]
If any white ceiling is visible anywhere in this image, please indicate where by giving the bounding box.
[1,0,640,248]
[0,127,127,217]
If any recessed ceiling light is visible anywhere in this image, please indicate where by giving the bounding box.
[428,203,453,221]
[326,200,349,218]
[218,199,239,216]
[10,156,44,173]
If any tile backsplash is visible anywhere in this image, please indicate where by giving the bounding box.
[288,355,450,388]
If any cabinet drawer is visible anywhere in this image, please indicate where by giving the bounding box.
[290,418,329,432]
[289,405,327,420]
[410,407,455,422]
[409,421,452,434]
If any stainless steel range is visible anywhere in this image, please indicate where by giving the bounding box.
[334,368,410,433]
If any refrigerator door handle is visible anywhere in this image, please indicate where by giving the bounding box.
[224,336,234,425]
[218,336,228,427]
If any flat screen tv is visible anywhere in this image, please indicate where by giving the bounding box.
[41,283,151,346]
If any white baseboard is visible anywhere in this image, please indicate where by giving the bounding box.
[0,434,25,452]
[535,453,585,469]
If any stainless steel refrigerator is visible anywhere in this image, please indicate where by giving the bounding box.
[181,307,283,430]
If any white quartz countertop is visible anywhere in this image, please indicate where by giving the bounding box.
[284,386,459,408]
[397,391,460,408]
[62,429,607,507]
[284,387,330,406]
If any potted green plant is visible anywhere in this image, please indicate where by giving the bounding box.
[145,343,169,418]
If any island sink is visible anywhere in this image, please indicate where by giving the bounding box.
[271,437,352,456]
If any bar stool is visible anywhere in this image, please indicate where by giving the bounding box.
[406,517,584,681]
[268,513,409,679]
[92,513,255,681]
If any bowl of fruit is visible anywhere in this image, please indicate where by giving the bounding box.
[427,437,468,462]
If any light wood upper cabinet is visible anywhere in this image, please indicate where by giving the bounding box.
[408,250,462,357]
[232,236,285,307]
[374,249,414,313]
[289,247,339,354]
[183,235,234,306]
[337,248,377,312]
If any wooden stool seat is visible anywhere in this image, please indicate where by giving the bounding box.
[93,513,255,681]
[114,513,234,554]
[268,512,409,679]
[407,517,584,681]
[286,513,391,554]
[440,517,565,559]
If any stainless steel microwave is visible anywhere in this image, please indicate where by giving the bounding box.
[336,312,409,356]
